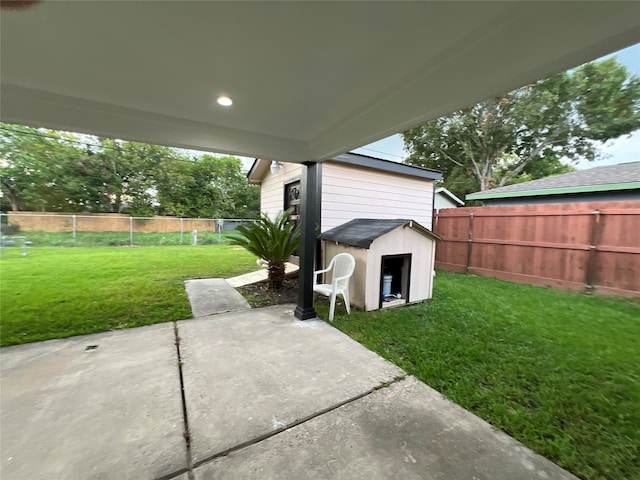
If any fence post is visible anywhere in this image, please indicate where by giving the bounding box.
[129,216,133,246]
[584,210,601,294]
[217,219,224,243]
[466,213,474,274]
[72,214,76,244]
[179,218,183,244]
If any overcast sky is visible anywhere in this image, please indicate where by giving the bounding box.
[352,43,640,170]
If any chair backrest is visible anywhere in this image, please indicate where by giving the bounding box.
[329,253,356,288]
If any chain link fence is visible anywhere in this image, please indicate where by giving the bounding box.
[0,212,258,248]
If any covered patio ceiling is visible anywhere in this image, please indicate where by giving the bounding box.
[1,1,639,163]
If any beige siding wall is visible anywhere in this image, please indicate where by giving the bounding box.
[323,242,369,310]
[321,162,434,232]
[260,162,303,220]
[259,161,435,230]
[365,228,436,310]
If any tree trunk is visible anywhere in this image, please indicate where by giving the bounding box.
[268,261,286,290]
[7,193,20,211]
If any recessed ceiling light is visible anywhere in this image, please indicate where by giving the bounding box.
[217,96,233,107]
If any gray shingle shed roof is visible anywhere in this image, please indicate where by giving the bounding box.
[320,219,440,249]
[467,161,640,201]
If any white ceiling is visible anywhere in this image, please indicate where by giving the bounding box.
[1,1,639,162]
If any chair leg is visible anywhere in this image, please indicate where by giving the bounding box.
[329,292,336,322]
[343,288,351,315]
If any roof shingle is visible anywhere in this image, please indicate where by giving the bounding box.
[320,219,439,249]
[467,161,640,200]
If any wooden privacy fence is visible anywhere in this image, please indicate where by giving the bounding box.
[433,201,640,297]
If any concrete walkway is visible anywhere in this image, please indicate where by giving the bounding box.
[226,262,299,288]
[184,278,250,317]
[185,262,298,317]
[0,304,579,480]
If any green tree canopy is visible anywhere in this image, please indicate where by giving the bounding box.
[0,124,83,212]
[403,58,640,201]
[0,124,259,218]
[153,154,259,219]
[61,137,165,214]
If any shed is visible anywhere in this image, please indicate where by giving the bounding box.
[320,219,440,311]
[248,153,442,233]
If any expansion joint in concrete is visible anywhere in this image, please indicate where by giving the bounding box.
[192,374,408,471]
[173,321,195,480]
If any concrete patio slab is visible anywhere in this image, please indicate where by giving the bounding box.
[0,324,187,480]
[177,304,405,464]
[1,303,580,480]
[193,376,578,480]
[184,278,250,317]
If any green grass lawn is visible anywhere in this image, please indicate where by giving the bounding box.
[0,245,256,346]
[326,272,639,480]
[4,229,239,247]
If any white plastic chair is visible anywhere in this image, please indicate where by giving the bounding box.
[313,253,356,322]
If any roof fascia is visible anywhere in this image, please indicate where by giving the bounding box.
[436,187,464,205]
[333,152,443,181]
[247,159,271,184]
[406,220,442,241]
[246,158,260,181]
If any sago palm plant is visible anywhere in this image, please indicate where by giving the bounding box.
[231,209,300,290]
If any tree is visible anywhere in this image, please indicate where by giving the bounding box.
[0,124,83,211]
[154,155,259,219]
[403,58,640,200]
[70,138,171,215]
[230,210,300,290]
[0,125,162,213]
[0,124,260,218]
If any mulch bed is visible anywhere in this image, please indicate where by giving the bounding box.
[236,274,333,309]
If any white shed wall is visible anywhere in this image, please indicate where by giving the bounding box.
[365,227,436,310]
[259,162,302,220]
[323,242,369,310]
[321,162,434,232]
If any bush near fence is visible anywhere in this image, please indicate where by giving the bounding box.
[1,212,256,247]
[433,200,640,297]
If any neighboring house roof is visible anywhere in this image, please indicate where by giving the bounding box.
[247,152,442,184]
[320,218,440,249]
[435,187,464,206]
[467,161,640,201]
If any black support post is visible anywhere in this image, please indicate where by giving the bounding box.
[295,162,319,320]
